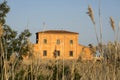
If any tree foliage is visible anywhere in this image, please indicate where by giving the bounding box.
[16,29,32,56]
[0,1,32,60]
[0,1,10,25]
[2,25,17,59]
[2,25,32,59]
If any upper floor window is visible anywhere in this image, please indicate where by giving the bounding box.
[69,51,73,57]
[43,39,47,44]
[70,40,73,44]
[36,33,38,43]
[36,39,38,43]
[43,50,47,56]
[56,39,60,44]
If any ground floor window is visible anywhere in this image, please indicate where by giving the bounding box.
[57,50,60,56]
[69,51,73,56]
[54,50,60,58]
[43,50,47,56]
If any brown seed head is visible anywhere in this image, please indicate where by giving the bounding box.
[110,17,115,31]
[87,5,95,24]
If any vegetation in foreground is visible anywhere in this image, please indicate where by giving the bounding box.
[0,1,120,80]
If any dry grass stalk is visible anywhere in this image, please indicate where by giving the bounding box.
[110,17,116,31]
[87,5,99,44]
[98,0,102,38]
[109,17,118,80]
[116,22,120,41]
[0,23,3,37]
[71,61,75,80]
[87,5,95,24]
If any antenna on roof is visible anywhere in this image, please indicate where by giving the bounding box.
[61,27,64,30]
[58,24,63,30]
[42,22,46,31]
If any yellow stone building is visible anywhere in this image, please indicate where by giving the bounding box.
[33,30,93,60]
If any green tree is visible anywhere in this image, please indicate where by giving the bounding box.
[16,29,32,57]
[0,1,10,25]
[0,1,32,59]
[2,25,17,59]
[0,1,10,80]
[0,1,10,58]
[3,26,32,59]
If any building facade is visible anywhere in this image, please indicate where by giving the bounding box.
[33,30,93,60]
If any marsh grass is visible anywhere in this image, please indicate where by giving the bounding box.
[0,49,120,80]
[84,3,120,80]
[0,42,120,80]
[0,2,120,80]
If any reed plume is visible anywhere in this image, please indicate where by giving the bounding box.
[87,5,99,43]
[110,17,115,31]
[87,5,95,24]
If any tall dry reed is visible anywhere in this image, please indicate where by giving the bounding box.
[87,5,99,44]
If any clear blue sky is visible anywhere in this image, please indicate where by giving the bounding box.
[1,0,120,45]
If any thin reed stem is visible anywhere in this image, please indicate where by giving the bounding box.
[99,0,102,44]
[62,36,65,80]
[93,23,99,44]
[116,22,120,41]
[87,5,99,44]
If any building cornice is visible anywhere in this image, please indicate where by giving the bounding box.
[36,30,79,34]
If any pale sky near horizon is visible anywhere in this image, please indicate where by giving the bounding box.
[1,0,120,46]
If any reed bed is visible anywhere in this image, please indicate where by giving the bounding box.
[0,1,120,80]
[0,43,120,80]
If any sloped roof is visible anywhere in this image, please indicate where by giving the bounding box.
[36,30,79,34]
